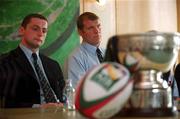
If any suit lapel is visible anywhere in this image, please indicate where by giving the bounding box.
[13,47,37,80]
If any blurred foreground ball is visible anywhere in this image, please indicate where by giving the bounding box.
[75,62,133,119]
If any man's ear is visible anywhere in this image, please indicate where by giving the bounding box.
[78,29,83,36]
[18,26,25,37]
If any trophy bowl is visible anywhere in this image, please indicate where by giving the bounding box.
[105,31,180,73]
[104,31,180,117]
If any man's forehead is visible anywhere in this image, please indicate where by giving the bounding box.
[83,19,100,26]
[28,18,48,28]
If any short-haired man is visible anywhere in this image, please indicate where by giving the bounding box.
[67,12,104,88]
[0,13,65,108]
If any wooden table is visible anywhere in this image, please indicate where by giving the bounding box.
[0,107,179,119]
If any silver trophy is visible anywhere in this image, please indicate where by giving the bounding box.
[104,31,180,116]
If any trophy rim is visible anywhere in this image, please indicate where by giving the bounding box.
[115,32,180,38]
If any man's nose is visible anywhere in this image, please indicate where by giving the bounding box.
[38,30,44,36]
[94,27,100,33]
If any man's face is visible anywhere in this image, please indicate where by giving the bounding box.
[19,18,48,51]
[79,19,101,46]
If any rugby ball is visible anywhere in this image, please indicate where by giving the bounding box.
[75,62,133,119]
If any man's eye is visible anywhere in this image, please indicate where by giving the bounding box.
[32,27,38,31]
[43,29,47,33]
[87,27,93,30]
[98,24,101,28]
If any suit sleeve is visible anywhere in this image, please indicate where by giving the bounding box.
[0,57,17,107]
[0,62,3,98]
[55,62,65,103]
[174,64,180,96]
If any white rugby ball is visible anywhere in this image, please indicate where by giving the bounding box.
[75,62,133,119]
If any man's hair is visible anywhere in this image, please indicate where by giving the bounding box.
[77,12,99,30]
[21,13,48,28]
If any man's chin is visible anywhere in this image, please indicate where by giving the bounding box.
[32,44,41,50]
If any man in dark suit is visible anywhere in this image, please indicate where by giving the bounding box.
[162,70,179,98]
[0,13,65,108]
[174,64,180,97]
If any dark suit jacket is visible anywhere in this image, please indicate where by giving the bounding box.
[0,47,65,108]
[174,64,180,96]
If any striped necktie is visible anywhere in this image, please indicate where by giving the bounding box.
[96,48,103,63]
[32,53,57,103]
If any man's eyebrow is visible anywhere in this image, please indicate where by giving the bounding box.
[32,24,39,27]
[31,24,47,29]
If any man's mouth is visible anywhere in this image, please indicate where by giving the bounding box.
[35,38,42,42]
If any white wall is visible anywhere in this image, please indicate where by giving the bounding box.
[116,0,177,34]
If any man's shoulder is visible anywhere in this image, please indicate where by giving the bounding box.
[39,54,58,64]
[70,45,88,58]
[40,54,53,60]
[0,49,17,62]
[0,52,10,60]
[175,64,180,71]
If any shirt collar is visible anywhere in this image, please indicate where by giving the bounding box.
[81,42,98,55]
[19,43,39,60]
